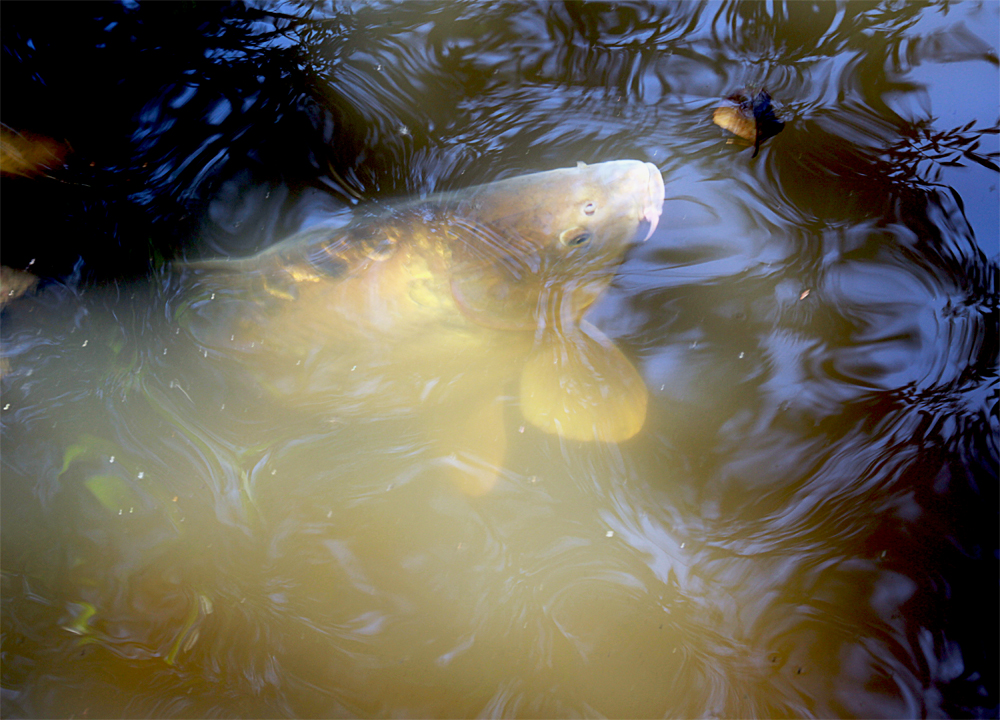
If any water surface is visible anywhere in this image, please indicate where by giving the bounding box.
[1,1,997,717]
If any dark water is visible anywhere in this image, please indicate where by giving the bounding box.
[2,1,998,718]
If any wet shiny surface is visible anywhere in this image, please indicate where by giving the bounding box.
[2,2,998,718]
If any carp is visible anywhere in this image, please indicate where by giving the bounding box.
[178,160,664,493]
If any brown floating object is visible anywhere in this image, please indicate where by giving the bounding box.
[0,125,69,178]
[713,89,785,158]
[0,265,39,307]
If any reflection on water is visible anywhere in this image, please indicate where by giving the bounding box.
[2,1,997,718]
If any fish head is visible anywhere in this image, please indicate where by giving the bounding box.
[447,160,664,329]
[441,160,663,444]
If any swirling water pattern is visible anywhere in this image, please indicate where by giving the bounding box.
[1,1,997,717]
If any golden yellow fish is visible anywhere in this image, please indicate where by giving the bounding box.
[178,160,664,493]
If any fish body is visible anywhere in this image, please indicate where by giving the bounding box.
[178,160,663,490]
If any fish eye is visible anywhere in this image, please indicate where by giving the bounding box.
[583,201,596,216]
[559,227,592,247]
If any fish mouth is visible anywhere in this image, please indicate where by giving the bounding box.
[639,162,665,242]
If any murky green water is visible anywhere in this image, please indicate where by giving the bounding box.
[2,2,997,718]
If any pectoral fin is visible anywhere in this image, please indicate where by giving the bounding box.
[519,322,647,443]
